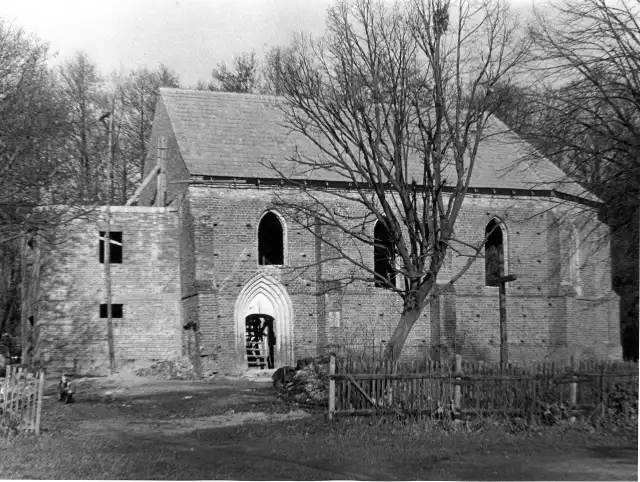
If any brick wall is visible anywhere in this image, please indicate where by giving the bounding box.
[36,182,621,374]
[187,185,621,372]
[36,206,182,375]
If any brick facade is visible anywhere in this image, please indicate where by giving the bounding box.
[36,207,182,374]
[33,89,623,375]
[177,185,620,373]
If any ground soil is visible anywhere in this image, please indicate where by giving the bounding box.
[0,372,637,480]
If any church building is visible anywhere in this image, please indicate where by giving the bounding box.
[33,89,622,375]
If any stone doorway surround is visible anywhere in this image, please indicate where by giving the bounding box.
[234,273,294,369]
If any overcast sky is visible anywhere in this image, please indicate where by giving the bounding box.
[0,0,537,88]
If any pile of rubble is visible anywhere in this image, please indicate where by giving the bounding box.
[272,356,330,405]
[134,357,199,380]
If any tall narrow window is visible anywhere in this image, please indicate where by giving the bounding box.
[374,219,396,288]
[258,212,284,265]
[99,231,123,264]
[485,219,504,285]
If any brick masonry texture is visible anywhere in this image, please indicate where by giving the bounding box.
[33,90,623,374]
[175,185,621,372]
[35,186,622,374]
[36,207,182,375]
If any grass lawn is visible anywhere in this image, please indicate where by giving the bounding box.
[0,376,637,480]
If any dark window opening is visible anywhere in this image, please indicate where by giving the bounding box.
[245,314,275,369]
[258,212,284,265]
[100,303,123,318]
[374,219,396,288]
[99,231,123,264]
[485,219,504,285]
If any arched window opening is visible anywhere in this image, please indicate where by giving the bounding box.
[485,219,504,286]
[258,212,284,265]
[374,219,396,288]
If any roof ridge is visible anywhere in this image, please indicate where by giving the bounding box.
[159,87,285,102]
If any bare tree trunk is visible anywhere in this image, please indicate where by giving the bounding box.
[383,304,423,362]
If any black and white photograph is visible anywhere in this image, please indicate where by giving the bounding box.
[0,0,637,479]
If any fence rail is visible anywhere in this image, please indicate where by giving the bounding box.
[1,364,45,437]
[328,355,639,420]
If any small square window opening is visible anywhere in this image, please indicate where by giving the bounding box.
[99,231,123,264]
[99,303,123,318]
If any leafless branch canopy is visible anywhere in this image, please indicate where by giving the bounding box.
[266,0,529,358]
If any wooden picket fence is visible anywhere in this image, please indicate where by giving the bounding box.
[328,355,639,420]
[1,364,45,437]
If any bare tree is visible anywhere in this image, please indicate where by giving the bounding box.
[261,46,291,95]
[497,0,639,360]
[0,20,74,245]
[271,0,529,360]
[118,64,180,203]
[0,22,103,356]
[58,52,108,202]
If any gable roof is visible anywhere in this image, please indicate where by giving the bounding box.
[159,88,598,203]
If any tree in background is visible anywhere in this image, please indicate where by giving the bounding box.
[0,23,92,337]
[0,15,182,340]
[494,0,639,360]
[57,52,108,203]
[117,65,180,204]
[272,0,529,360]
[209,51,259,93]
[262,46,291,95]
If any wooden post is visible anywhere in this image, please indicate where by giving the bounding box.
[124,166,160,206]
[8,365,14,415]
[26,373,34,433]
[498,277,508,369]
[19,234,28,366]
[569,355,577,406]
[530,376,537,426]
[104,101,116,376]
[454,354,462,410]
[487,271,517,371]
[29,235,42,369]
[3,365,9,415]
[155,136,167,207]
[328,355,335,420]
[35,370,44,435]
[600,370,606,419]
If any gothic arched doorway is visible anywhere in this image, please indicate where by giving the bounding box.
[235,274,294,369]
[245,314,276,369]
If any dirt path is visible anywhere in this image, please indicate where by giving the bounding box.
[21,374,636,481]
